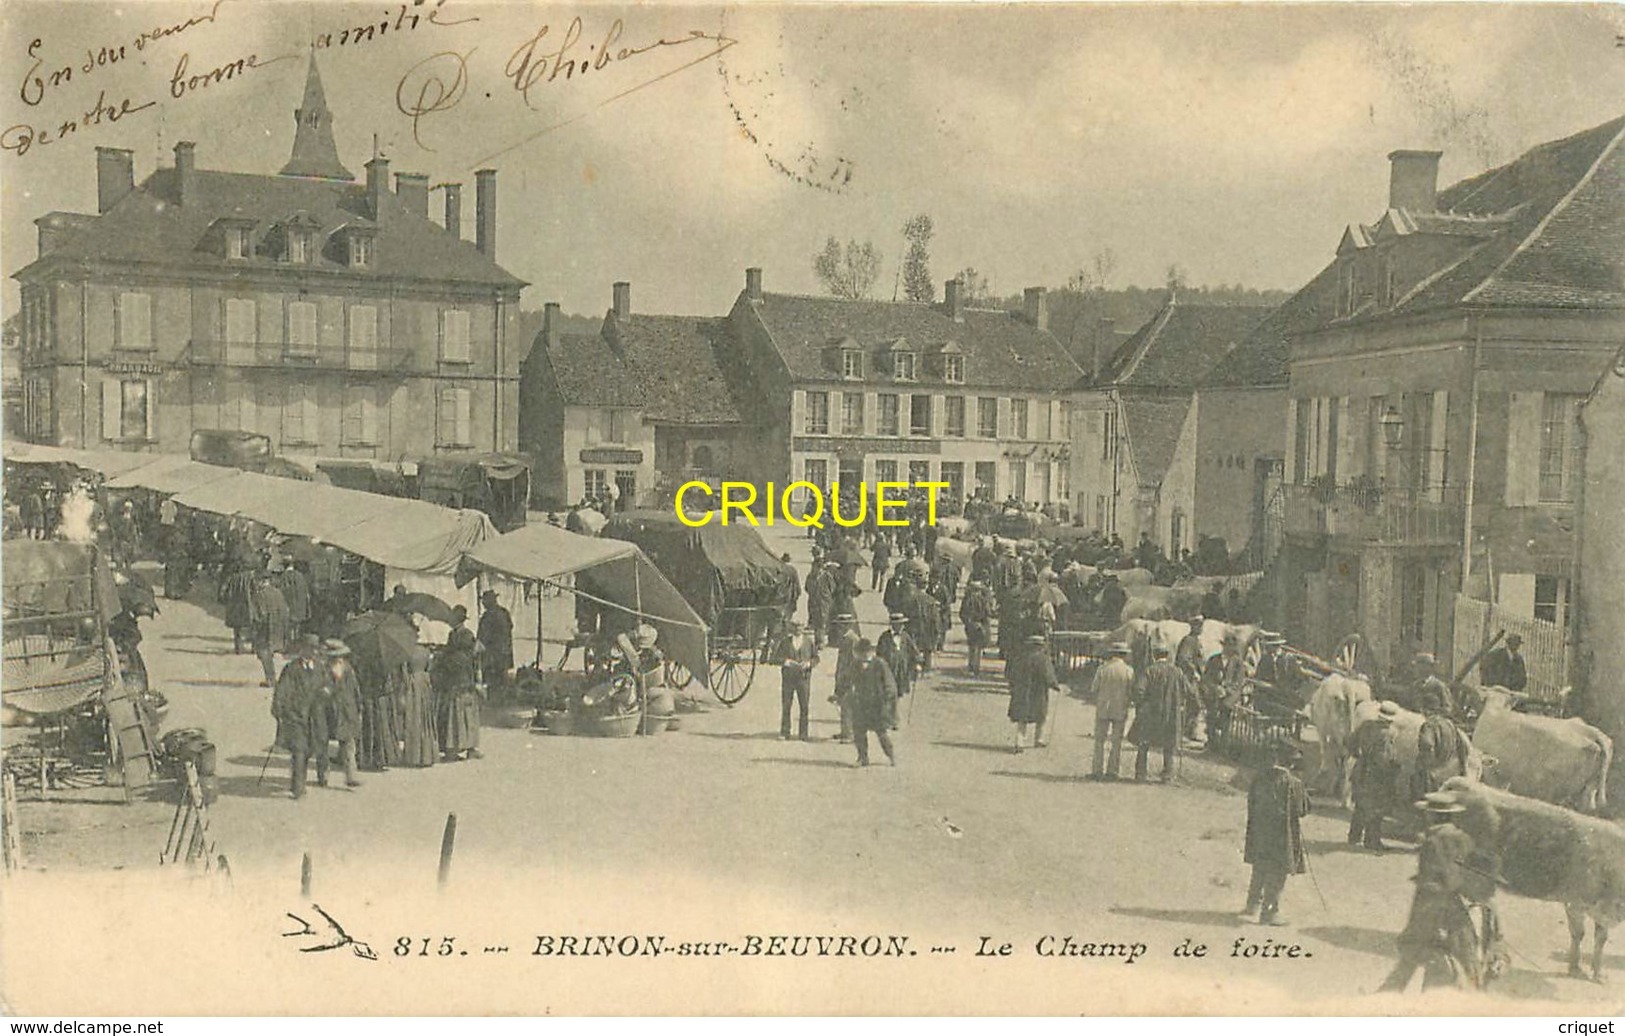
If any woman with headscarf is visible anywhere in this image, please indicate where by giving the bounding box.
[433,608,483,762]
[396,648,437,768]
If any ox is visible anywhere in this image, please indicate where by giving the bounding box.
[1430,777,1625,983]
[1347,700,1485,809]
[1307,674,1373,805]
[1473,687,1613,813]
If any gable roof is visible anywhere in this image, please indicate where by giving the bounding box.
[746,292,1083,390]
[1100,299,1272,389]
[537,314,743,425]
[1121,397,1193,489]
[14,165,523,290]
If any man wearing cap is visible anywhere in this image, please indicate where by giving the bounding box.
[1007,634,1061,752]
[324,639,363,789]
[960,580,994,675]
[272,635,330,799]
[849,638,898,767]
[1089,643,1136,779]
[1243,743,1311,925]
[773,619,819,742]
[1348,702,1401,850]
[477,589,515,692]
[878,613,921,714]
[1129,645,1187,782]
[1479,634,1527,693]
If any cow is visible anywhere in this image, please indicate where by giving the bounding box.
[1347,699,1486,810]
[1308,673,1374,805]
[1472,687,1613,813]
[1429,777,1625,983]
[1120,585,1207,622]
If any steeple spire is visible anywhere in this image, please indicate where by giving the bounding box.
[279,51,354,181]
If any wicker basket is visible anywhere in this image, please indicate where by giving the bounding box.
[536,709,576,736]
[583,711,640,738]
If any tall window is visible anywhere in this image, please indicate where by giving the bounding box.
[875,459,899,483]
[977,397,997,438]
[348,305,379,369]
[595,409,628,444]
[973,461,996,500]
[441,309,472,364]
[940,461,964,503]
[1034,400,1051,441]
[283,382,318,445]
[944,354,964,384]
[583,469,608,499]
[1008,460,1026,502]
[1102,409,1117,461]
[287,301,318,358]
[1539,393,1582,502]
[223,297,256,364]
[1011,399,1029,440]
[944,396,966,437]
[343,385,378,445]
[101,377,152,441]
[841,349,863,379]
[877,393,900,436]
[841,392,864,435]
[117,292,153,351]
[438,385,473,447]
[895,352,917,381]
[803,458,828,490]
[910,394,931,437]
[804,391,830,435]
[1534,574,1570,626]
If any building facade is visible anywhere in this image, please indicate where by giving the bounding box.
[1576,344,1625,799]
[721,271,1081,514]
[11,56,526,462]
[1273,119,1625,668]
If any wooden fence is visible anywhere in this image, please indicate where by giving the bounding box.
[1452,594,1569,703]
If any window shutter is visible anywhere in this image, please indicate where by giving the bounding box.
[441,310,471,363]
[350,306,378,369]
[1505,391,1541,506]
[101,379,121,439]
[1497,572,1537,616]
[1430,389,1449,492]
[289,301,318,352]
[457,388,472,444]
[1332,397,1352,482]
[1285,398,1299,484]
[144,379,156,441]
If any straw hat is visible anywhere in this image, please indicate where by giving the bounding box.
[634,624,659,649]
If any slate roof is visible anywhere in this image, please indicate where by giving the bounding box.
[14,166,523,289]
[1100,300,1272,389]
[1121,397,1193,489]
[745,292,1083,390]
[536,314,743,425]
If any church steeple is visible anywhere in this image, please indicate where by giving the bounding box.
[279,52,354,181]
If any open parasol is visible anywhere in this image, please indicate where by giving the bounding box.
[380,591,459,626]
[342,610,421,680]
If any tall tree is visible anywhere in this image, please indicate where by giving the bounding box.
[954,267,993,307]
[813,237,882,300]
[900,214,935,303]
[1164,263,1189,293]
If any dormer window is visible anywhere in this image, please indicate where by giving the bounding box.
[350,233,374,268]
[286,229,313,264]
[841,348,863,379]
[944,354,964,384]
[226,226,251,261]
[895,351,917,382]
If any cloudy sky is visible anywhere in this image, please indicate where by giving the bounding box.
[3,1,1622,316]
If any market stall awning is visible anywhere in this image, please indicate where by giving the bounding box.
[458,522,710,687]
[2,442,168,478]
[105,455,243,495]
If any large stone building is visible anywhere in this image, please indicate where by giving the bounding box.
[11,56,526,461]
[1271,116,1625,668]
[520,283,744,509]
[1575,343,1625,798]
[1067,296,1272,553]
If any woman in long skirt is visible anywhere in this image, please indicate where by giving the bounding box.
[357,663,401,771]
[397,651,438,768]
[432,622,482,762]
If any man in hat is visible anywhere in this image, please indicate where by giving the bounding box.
[1129,645,1187,782]
[1252,632,1300,714]
[773,619,819,741]
[1089,643,1136,780]
[848,638,898,766]
[870,532,893,592]
[324,639,363,788]
[805,559,833,651]
[829,613,862,743]
[1175,616,1206,741]
[1098,574,1129,629]
[1243,742,1311,925]
[878,612,921,715]
[1479,634,1527,693]
[960,580,994,675]
[1379,800,1497,992]
[1349,701,1401,851]
[247,568,291,687]
[1201,631,1248,744]
[1416,677,1467,798]
[272,634,330,799]
[1007,633,1061,752]
[273,556,311,638]
[477,589,515,692]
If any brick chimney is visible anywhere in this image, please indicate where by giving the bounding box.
[745,266,763,301]
[96,147,134,214]
[365,156,390,220]
[1023,286,1048,331]
[474,168,497,258]
[441,183,462,239]
[1388,149,1442,212]
[543,301,561,350]
[944,278,964,322]
[1093,317,1116,384]
[172,141,195,206]
[394,172,430,218]
[612,282,631,319]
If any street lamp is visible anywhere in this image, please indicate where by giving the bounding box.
[1380,405,1405,450]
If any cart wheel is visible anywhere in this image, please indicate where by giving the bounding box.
[663,658,695,690]
[710,646,756,706]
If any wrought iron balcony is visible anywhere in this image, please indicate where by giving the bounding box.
[185,339,414,373]
[1283,480,1464,546]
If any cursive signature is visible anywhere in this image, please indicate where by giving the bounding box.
[396,49,473,151]
[503,17,733,109]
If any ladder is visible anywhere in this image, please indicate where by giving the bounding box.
[101,635,159,798]
[162,761,215,866]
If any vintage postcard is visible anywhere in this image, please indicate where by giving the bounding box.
[2,0,1624,1017]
